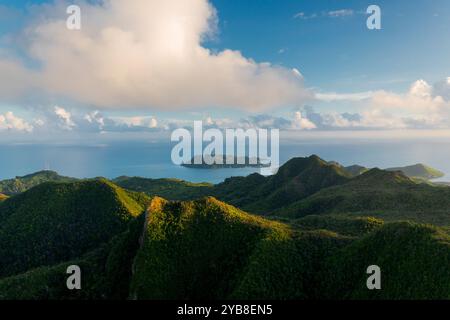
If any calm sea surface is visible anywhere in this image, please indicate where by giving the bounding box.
[1,140,450,184]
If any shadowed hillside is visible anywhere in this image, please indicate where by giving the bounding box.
[213,155,351,214]
[1,156,450,300]
[278,168,450,225]
[114,176,213,200]
[0,179,150,278]
[321,222,450,299]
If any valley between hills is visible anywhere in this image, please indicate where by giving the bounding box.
[1,155,450,299]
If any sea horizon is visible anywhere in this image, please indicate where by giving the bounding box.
[1,139,450,184]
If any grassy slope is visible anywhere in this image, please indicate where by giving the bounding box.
[0,171,77,195]
[279,168,450,225]
[0,179,149,278]
[114,176,213,200]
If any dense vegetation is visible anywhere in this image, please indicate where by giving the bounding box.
[213,155,351,214]
[0,179,149,278]
[279,168,450,225]
[114,176,213,200]
[0,170,76,195]
[1,155,450,300]
[321,222,450,299]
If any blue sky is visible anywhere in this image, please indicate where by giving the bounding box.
[0,0,449,141]
[209,0,450,92]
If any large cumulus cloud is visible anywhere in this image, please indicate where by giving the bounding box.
[0,0,311,110]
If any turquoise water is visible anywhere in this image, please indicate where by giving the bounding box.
[1,140,450,183]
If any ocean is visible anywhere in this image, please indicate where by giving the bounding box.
[1,140,450,184]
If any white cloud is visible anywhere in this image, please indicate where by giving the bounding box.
[293,12,307,19]
[84,111,105,129]
[1,0,311,111]
[370,80,448,114]
[433,77,450,100]
[315,91,373,102]
[294,9,353,20]
[327,9,354,18]
[0,112,33,132]
[292,111,316,130]
[409,79,432,98]
[54,106,76,130]
[314,78,450,129]
[113,116,159,129]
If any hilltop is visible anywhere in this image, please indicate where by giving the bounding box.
[278,168,450,225]
[331,161,444,181]
[386,163,445,180]
[0,179,149,278]
[131,198,450,299]
[0,170,76,195]
[1,191,450,299]
[131,197,346,300]
[343,165,369,177]
[213,155,351,214]
[1,155,450,299]
[113,176,213,200]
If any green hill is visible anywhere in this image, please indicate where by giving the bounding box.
[128,197,450,300]
[1,155,450,300]
[0,179,149,278]
[322,222,450,299]
[213,155,351,214]
[0,213,146,300]
[130,196,352,300]
[113,176,213,200]
[279,168,450,225]
[343,165,369,177]
[0,246,109,300]
[1,191,450,299]
[0,170,77,195]
[386,163,445,180]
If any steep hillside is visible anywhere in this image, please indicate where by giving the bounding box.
[0,246,109,300]
[213,155,351,214]
[0,170,77,195]
[279,168,450,225]
[322,222,450,299]
[130,196,283,299]
[0,179,149,278]
[114,176,213,200]
[1,192,449,299]
[130,197,353,299]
